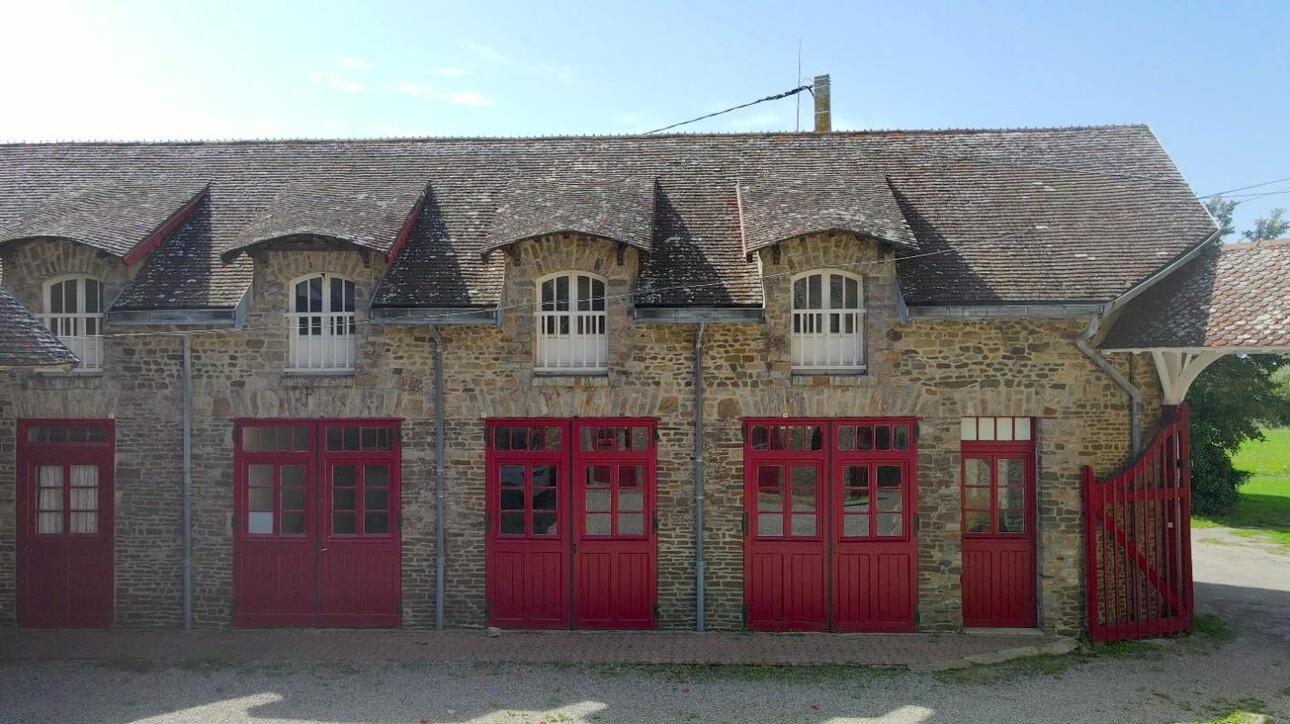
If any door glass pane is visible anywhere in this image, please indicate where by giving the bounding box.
[790,514,816,536]
[365,489,389,511]
[249,489,274,511]
[585,512,612,536]
[282,465,307,488]
[365,465,390,487]
[875,426,891,450]
[532,509,559,536]
[532,488,558,511]
[756,467,783,511]
[999,486,1024,509]
[877,466,903,513]
[585,488,611,512]
[837,426,855,451]
[532,465,557,489]
[877,489,902,512]
[70,512,97,534]
[36,467,63,534]
[999,511,1025,533]
[757,513,784,537]
[282,488,305,509]
[281,512,306,535]
[620,465,643,487]
[333,489,357,511]
[893,425,909,450]
[999,458,1025,487]
[964,458,991,487]
[856,426,874,450]
[964,486,990,510]
[364,512,390,534]
[500,465,524,487]
[618,487,643,512]
[751,425,768,451]
[248,464,273,487]
[844,515,869,537]
[500,513,525,535]
[247,512,274,535]
[332,512,357,534]
[877,514,902,537]
[586,465,611,487]
[790,466,816,511]
[617,512,644,536]
[843,485,870,512]
[965,510,990,533]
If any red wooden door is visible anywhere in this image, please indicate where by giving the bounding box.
[744,419,918,632]
[234,420,401,628]
[485,419,658,629]
[572,421,657,629]
[16,420,115,628]
[744,423,828,631]
[961,441,1037,628]
[318,422,402,627]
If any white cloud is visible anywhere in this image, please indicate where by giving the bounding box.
[395,83,492,107]
[463,41,507,63]
[430,67,470,77]
[313,70,364,93]
[337,56,369,70]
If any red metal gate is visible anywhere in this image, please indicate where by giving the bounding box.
[962,437,1037,628]
[485,418,657,629]
[744,419,918,632]
[234,420,401,628]
[16,419,115,628]
[1083,405,1193,643]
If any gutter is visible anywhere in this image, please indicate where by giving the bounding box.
[692,323,706,632]
[430,326,447,631]
[370,307,499,326]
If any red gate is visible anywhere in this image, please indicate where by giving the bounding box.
[234,420,401,628]
[744,419,918,632]
[485,418,657,629]
[16,420,115,628]
[1083,405,1193,643]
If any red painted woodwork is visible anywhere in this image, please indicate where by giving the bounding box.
[743,419,918,632]
[233,420,401,628]
[961,439,1038,628]
[485,418,657,630]
[1084,404,1193,643]
[16,419,115,628]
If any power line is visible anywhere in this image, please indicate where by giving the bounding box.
[1199,176,1290,199]
[644,84,813,135]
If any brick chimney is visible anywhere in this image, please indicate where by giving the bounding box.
[813,74,831,133]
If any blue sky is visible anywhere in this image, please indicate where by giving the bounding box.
[3,0,1287,232]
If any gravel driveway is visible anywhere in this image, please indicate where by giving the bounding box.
[2,530,1287,724]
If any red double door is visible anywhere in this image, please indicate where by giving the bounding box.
[485,418,657,629]
[233,420,401,627]
[744,418,919,632]
[961,437,1037,628]
[16,420,115,628]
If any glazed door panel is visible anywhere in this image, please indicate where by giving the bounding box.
[962,446,1037,628]
[16,420,115,628]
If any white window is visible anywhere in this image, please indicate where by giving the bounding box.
[791,271,865,372]
[287,274,356,372]
[536,272,607,373]
[42,276,104,371]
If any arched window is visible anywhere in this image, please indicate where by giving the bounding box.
[536,272,607,372]
[287,273,356,372]
[42,276,104,371]
[791,271,865,371]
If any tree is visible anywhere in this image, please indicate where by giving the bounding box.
[1206,197,1237,240]
[1188,354,1290,515]
[1242,207,1289,241]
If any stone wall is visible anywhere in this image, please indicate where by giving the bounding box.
[0,232,1161,635]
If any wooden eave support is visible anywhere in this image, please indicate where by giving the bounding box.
[1151,350,1226,405]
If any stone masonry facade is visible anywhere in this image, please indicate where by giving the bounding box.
[0,232,1162,635]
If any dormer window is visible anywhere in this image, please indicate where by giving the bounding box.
[287,273,355,372]
[791,271,865,372]
[42,276,104,371]
[536,272,607,373]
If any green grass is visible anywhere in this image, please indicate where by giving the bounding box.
[1194,427,1290,548]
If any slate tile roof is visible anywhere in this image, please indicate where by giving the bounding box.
[0,285,77,368]
[1101,239,1290,350]
[0,126,1215,311]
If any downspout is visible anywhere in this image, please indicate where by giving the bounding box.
[181,333,193,631]
[431,326,447,631]
[693,323,706,632]
[1075,316,1142,456]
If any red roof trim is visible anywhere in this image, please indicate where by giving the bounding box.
[387,187,428,264]
[123,186,207,268]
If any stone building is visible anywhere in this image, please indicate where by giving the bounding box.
[0,124,1218,635]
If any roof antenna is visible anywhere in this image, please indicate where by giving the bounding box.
[795,41,803,132]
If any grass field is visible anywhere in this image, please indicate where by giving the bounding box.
[1193,427,1290,548]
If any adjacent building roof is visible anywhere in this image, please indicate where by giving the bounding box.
[0,126,1215,311]
[0,285,78,369]
[1101,239,1290,351]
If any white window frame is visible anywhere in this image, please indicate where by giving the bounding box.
[286,273,356,373]
[40,275,105,372]
[790,270,866,373]
[535,272,608,374]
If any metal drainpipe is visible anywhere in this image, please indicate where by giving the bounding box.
[431,326,447,631]
[693,322,706,632]
[1075,316,1142,456]
[181,333,193,631]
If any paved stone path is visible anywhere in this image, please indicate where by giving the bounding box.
[0,627,1066,667]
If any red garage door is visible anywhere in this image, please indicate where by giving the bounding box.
[962,420,1037,628]
[16,420,115,628]
[234,420,401,628]
[744,419,918,632]
[486,419,657,629]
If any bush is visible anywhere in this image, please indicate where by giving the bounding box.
[1190,419,1250,516]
